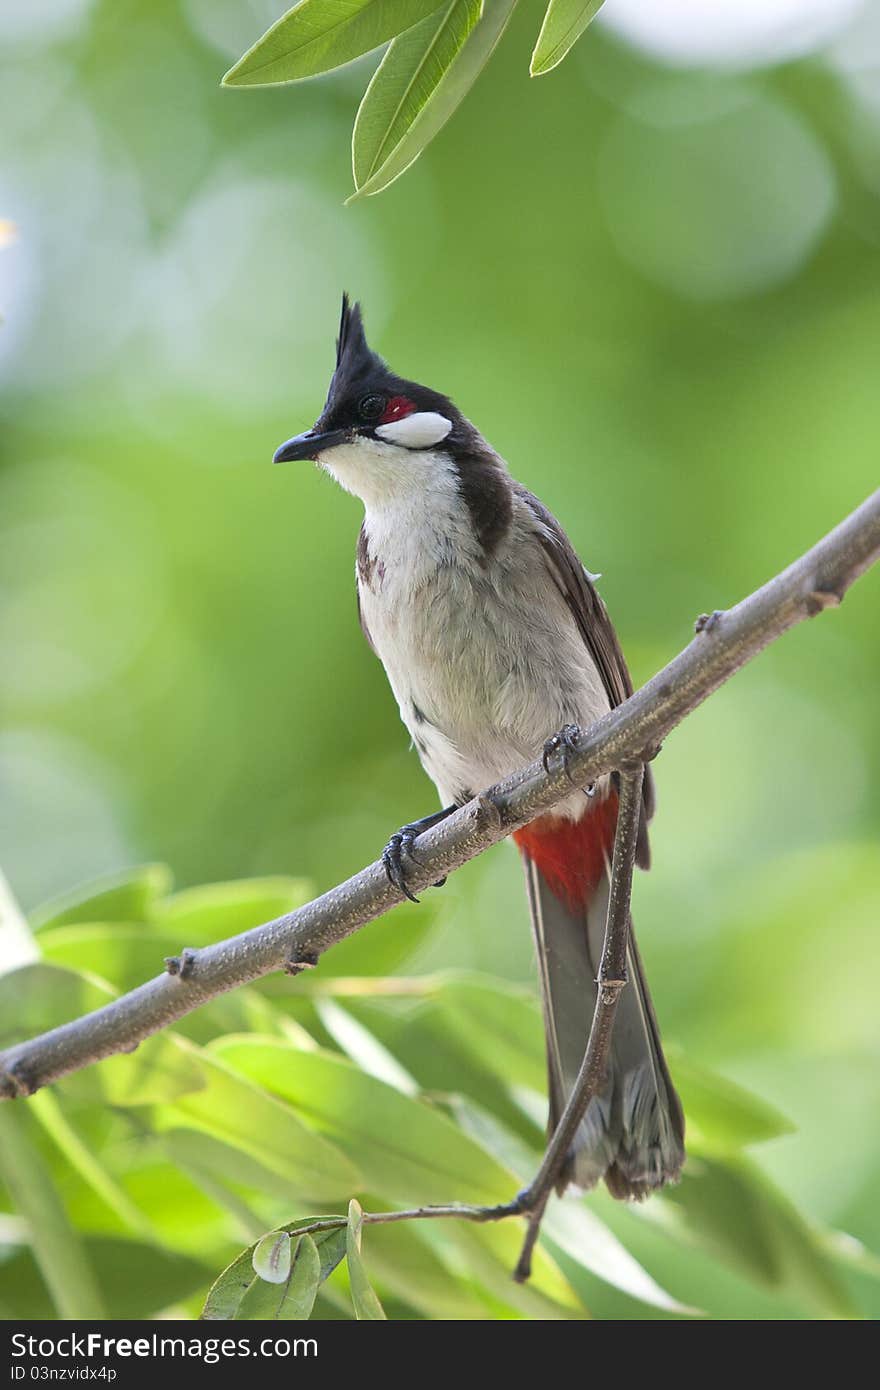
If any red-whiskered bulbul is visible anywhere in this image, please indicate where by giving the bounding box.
[275,296,685,1199]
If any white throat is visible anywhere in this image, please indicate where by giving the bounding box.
[319,433,455,512]
[322,434,486,586]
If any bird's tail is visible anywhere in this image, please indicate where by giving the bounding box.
[514,797,685,1198]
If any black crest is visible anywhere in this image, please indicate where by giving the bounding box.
[320,294,407,430]
[337,294,371,371]
[332,294,386,393]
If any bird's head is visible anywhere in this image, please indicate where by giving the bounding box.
[274,295,470,505]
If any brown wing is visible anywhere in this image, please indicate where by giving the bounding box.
[356,524,377,655]
[356,585,375,654]
[515,484,654,866]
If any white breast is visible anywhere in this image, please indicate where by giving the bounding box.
[356,461,612,814]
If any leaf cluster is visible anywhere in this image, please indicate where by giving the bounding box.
[222,0,608,198]
[0,866,872,1320]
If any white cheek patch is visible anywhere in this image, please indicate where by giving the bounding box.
[375,412,453,449]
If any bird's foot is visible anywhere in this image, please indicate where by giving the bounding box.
[382,826,424,903]
[542,723,583,784]
[381,805,458,903]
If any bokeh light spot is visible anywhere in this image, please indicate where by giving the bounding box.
[598,80,837,300]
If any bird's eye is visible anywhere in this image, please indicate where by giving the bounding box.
[358,394,385,421]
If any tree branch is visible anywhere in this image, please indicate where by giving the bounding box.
[1,489,878,1102]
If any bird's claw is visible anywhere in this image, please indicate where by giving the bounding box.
[382,805,457,901]
[542,723,582,784]
[382,828,423,903]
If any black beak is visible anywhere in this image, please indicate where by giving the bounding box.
[273,428,349,463]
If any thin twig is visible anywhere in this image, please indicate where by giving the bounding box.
[0,491,877,1106]
[286,1202,524,1243]
[513,763,645,1281]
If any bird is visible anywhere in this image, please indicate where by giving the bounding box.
[274,295,685,1199]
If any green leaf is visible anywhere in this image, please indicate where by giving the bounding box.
[350,0,518,198]
[449,1221,585,1319]
[542,1200,700,1317]
[160,1153,267,1244]
[28,1091,155,1242]
[212,1036,515,1205]
[80,1151,253,1255]
[530,0,605,77]
[223,0,444,88]
[315,997,418,1094]
[436,974,547,1092]
[353,994,540,1139]
[211,1040,586,1317]
[346,1200,386,1319]
[239,1234,321,1319]
[352,0,481,192]
[0,1107,105,1319]
[820,1229,880,1282]
[0,1234,210,1321]
[658,1154,858,1318]
[253,1230,292,1284]
[179,986,317,1053]
[282,1235,323,1318]
[314,1226,350,1282]
[40,923,185,993]
[203,1220,347,1319]
[164,1126,317,1208]
[160,1051,361,1201]
[668,1049,795,1153]
[235,1272,291,1320]
[29,864,172,931]
[0,963,112,1052]
[154,876,312,945]
[64,1031,206,1108]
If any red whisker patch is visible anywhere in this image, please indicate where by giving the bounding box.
[381,396,416,424]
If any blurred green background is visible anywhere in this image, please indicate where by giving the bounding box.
[1,0,879,1320]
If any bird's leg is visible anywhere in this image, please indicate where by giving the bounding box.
[382,804,458,904]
